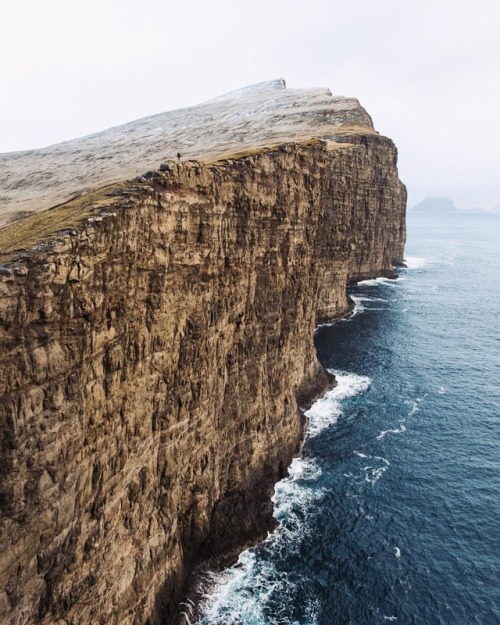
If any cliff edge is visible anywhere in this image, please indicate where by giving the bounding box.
[0,81,406,624]
[0,79,374,228]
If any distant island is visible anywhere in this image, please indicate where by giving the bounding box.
[409,196,500,215]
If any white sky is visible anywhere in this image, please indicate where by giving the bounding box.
[1,0,499,208]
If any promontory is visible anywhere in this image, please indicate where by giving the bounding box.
[0,79,406,624]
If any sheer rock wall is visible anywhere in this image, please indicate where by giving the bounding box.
[0,136,406,625]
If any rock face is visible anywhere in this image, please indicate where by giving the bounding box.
[0,83,406,625]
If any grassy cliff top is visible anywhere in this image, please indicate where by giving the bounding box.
[0,134,378,263]
[0,80,376,229]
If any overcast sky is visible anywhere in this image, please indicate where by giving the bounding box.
[1,0,499,208]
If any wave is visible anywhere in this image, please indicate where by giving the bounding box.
[353,451,390,485]
[376,424,407,440]
[350,295,365,317]
[403,256,426,269]
[272,457,323,522]
[315,287,391,332]
[195,372,371,624]
[356,276,403,287]
[354,296,388,303]
[315,296,366,330]
[406,399,420,416]
[305,371,371,437]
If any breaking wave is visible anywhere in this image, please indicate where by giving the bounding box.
[195,371,371,624]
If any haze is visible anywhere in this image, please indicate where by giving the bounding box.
[1,0,498,208]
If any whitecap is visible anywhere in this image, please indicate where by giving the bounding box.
[354,452,390,484]
[406,399,421,416]
[197,371,372,623]
[356,276,399,287]
[314,296,366,331]
[353,295,388,302]
[197,550,268,623]
[350,295,365,317]
[403,256,426,269]
[376,424,407,440]
[304,371,371,437]
[354,451,369,459]
[364,465,388,484]
[272,457,323,522]
[198,453,326,622]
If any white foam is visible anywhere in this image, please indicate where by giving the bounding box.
[198,546,320,624]
[406,399,421,416]
[315,297,365,330]
[364,466,388,484]
[354,296,388,302]
[197,370,371,623]
[272,457,323,522]
[350,296,365,317]
[197,550,268,623]
[403,256,427,269]
[353,452,390,484]
[376,424,407,440]
[356,276,401,287]
[305,371,371,437]
[353,451,369,459]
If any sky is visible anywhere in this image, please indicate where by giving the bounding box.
[1,0,499,208]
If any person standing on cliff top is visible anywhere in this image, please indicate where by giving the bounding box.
[177,152,181,161]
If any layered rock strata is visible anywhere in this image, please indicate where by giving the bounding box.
[0,98,406,625]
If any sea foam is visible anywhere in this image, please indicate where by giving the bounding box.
[356,276,403,287]
[305,371,371,437]
[376,424,407,440]
[403,256,427,269]
[196,371,371,624]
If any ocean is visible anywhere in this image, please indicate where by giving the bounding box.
[193,212,500,625]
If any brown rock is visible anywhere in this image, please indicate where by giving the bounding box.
[0,135,405,625]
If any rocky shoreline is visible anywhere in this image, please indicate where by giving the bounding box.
[176,365,338,624]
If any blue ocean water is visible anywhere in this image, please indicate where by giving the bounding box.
[194,213,500,625]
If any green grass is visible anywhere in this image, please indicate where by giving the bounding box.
[0,182,125,262]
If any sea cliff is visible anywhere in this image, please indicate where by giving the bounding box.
[0,82,406,625]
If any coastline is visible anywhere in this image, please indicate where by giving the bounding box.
[174,362,338,625]
[177,275,392,624]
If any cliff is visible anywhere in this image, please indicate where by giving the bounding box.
[0,82,406,625]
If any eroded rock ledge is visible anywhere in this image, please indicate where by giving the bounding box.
[0,132,406,624]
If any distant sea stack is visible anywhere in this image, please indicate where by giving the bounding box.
[410,196,457,214]
[0,80,406,624]
[409,196,500,216]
